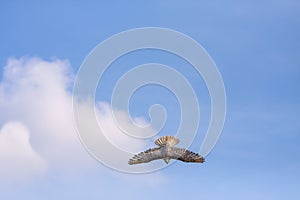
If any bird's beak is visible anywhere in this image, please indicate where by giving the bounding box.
[163,158,170,164]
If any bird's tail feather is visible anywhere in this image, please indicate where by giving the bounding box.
[155,136,180,147]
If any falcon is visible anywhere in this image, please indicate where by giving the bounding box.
[128,136,205,165]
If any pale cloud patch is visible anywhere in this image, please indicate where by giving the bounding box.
[96,101,152,153]
[0,122,46,183]
[0,57,93,175]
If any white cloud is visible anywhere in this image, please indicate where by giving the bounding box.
[96,101,152,153]
[0,57,90,174]
[0,56,160,184]
[0,122,46,183]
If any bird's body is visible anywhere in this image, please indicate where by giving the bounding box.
[128,136,205,165]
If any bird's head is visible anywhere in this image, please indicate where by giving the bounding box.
[163,158,170,164]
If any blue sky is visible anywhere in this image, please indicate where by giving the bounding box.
[0,0,300,199]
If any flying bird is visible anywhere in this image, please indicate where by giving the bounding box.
[128,136,205,165]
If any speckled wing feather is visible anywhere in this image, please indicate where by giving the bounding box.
[169,147,205,163]
[128,147,163,165]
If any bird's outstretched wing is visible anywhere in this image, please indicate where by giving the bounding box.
[169,147,205,163]
[128,147,163,165]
